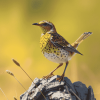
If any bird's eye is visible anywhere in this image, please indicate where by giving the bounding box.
[43,23,48,26]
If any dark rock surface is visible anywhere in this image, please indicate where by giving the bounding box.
[20,75,96,100]
[87,86,96,100]
[73,81,88,100]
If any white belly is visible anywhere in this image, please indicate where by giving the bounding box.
[43,49,70,63]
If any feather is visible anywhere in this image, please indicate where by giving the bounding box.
[50,33,83,55]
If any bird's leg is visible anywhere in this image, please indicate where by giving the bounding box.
[56,61,69,82]
[43,63,63,79]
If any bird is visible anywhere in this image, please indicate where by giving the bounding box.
[32,20,92,81]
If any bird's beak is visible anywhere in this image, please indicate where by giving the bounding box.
[32,23,40,26]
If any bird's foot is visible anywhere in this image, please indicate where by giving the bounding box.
[43,72,54,79]
[56,73,64,82]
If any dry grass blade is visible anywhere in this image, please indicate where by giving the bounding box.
[13,97,17,100]
[70,89,81,100]
[14,76,27,91]
[12,58,47,100]
[6,70,14,76]
[0,88,9,100]
[6,70,27,91]
[12,59,33,82]
[65,86,70,94]
[12,58,20,67]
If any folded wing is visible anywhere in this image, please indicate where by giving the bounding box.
[50,33,83,55]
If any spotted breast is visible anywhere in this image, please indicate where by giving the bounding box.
[40,33,70,63]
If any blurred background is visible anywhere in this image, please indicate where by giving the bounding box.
[0,0,100,99]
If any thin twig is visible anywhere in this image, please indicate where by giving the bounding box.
[6,70,27,91]
[70,89,81,100]
[13,97,17,100]
[65,86,70,94]
[14,76,27,91]
[0,88,9,100]
[65,86,72,100]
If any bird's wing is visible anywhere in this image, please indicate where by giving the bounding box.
[50,33,83,55]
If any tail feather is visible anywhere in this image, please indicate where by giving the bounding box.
[71,32,92,48]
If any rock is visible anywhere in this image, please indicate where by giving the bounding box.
[40,78,48,85]
[29,84,45,100]
[51,91,71,100]
[45,81,65,92]
[20,75,96,100]
[20,77,41,100]
[20,92,28,100]
[64,77,76,93]
[28,77,40,92]
[87,86,96,100]
[48,75,60,83]
[73,81,88,100]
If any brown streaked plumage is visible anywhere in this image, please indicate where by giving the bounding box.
[32,20,92,81]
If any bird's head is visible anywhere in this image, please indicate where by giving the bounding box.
[32,20,56,34]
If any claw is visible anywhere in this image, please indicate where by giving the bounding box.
[43,72,54,79]
[56,74,64,82]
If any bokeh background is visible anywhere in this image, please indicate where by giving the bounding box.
[0,0,100,99]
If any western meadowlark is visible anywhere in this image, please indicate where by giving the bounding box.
[32,20,92,81]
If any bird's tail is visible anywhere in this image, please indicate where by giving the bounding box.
[71,32,92,49]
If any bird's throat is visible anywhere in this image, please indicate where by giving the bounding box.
[41,27,48,34]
